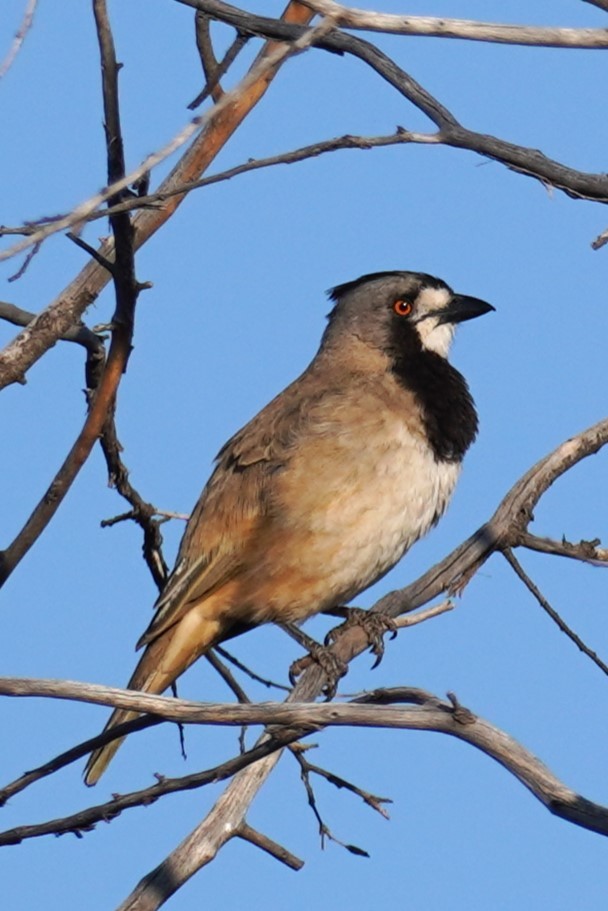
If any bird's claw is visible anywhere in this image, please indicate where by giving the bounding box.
[325,608,397,668]
[289,645,348,699]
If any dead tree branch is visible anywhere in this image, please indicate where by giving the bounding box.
[0,0,142,587]
[0,0,38,79]
[0,1,316,390]
[303,0,608,48]
[2,681,608,850]
[0,130,438,237]
[176,0,608,203]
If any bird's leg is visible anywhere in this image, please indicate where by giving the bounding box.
[280,622,348,698]
[323,607,397,669]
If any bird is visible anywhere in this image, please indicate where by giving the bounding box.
[84,270,493,785]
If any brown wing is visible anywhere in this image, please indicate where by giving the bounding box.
[137,370,326,649]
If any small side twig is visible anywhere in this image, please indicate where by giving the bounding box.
[518,531,608,565]
[214,645,291,693]
[503,548,608,678]
[193,12,224,103]
[236,822,304,870]
[188,14,250,108]
[205,650,251,753]
[291,748,392,819]
[66,232,116,275]
[7,241,42,283]
[293,748,370,856]
[0,0,38,79]
[97,416,169,590]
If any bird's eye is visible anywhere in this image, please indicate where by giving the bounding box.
[393,299,412,317]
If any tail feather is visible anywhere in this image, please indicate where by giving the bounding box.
[84,607,224,785]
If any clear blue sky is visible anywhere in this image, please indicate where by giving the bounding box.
[2,1,608,909]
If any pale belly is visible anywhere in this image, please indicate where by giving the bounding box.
[241,421,461,624]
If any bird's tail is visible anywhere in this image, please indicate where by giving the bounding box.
[84,609,223,786]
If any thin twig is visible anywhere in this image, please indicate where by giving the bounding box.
[66,232,116,275]
[205,650,250,752]
[0,2,143,588]
[503,548,608,678]
[7,241,41,284]
[0,0,38,79]
[97,419,169,590]
[0,714,163,807]
[0,15,332,269]
[0,130,438,236]
[193,12,224,102]
[293,747,370,855]
[292,749,392,819]
[518,531,608,566]
[188,23,250,108]
[215,645,291,692]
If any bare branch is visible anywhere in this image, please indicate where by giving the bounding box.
[0,130,439,236]
[291,747,392,819]
[0,714,162,807]
[192,12,225,103]
[3,680,608,853]
[0,0,38,79]
[97,420,170,590]
[519,531,608,566]
[176,1,608,202]
[0,2,317,391]
[591,224,608,249]
[392,599,454,629]
[0,15,332,270]
[303,0,608,48]
[236,823,304,870]
[503,549,608,678]
[0,1,143,588]
[214,645,292,692]
[293,746,370,854]
[0,301,105,356]
[188,21,250,108]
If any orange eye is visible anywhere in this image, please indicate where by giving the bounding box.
[393,299,412,317]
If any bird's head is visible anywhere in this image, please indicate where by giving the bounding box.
[324,271,494,359]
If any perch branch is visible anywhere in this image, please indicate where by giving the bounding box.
[1,681,608,849]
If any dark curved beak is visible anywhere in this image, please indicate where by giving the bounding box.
[438,294,495,325]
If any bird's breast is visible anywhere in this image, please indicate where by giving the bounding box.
[246,406,461,623]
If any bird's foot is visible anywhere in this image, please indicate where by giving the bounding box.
[325,607,397,669]
[289,646,347,699]
[281,623,348,698]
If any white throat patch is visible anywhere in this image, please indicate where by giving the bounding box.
[413,286,456,357]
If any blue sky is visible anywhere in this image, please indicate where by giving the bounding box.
[2,1,608,909]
